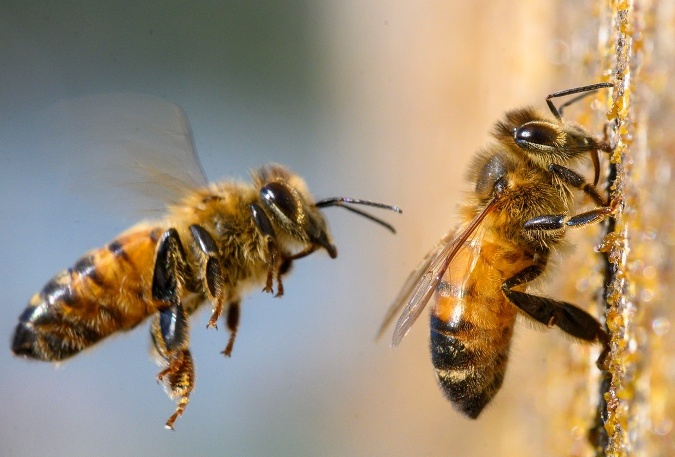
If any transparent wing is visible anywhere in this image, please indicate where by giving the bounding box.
[380,196,501,347]
[375,230,455,340]
[35,93,209,216]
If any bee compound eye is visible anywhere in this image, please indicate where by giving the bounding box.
[514,123,558,148]
[260,182,298,221]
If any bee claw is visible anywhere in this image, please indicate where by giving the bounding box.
[206,321,218,330]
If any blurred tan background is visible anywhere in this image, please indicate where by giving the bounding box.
[0,1,634,456]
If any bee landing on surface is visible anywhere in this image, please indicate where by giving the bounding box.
[378,83,617,419]
[10,95,401,430]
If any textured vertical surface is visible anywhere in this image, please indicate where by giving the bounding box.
[552,1,675,456]
[599,1,675,456]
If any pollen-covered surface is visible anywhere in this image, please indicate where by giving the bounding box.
[599,2,675,456]
[594,2,675,456]
[544,1,675,456]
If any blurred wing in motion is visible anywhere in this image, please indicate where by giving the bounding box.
[35,93,209,216]
[378,196,501,347]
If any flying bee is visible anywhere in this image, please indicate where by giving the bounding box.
[11,94,401,430]
[378,83,616,418]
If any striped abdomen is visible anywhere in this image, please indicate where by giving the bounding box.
[12,224,166,361]
[430,239,533,418]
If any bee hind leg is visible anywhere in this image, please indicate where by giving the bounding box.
[149,304,195,430]
[502,264,608,350]
[151,228,196,430]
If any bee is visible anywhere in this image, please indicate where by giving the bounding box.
[378,83,616,418]
[11,95,401,430]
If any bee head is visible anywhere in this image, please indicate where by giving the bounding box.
[252,164,401,259]
[252,164,337,258]
[494,107,600,170]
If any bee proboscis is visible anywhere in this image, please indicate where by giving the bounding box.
[11,94,401,429]
[378,83,615,418]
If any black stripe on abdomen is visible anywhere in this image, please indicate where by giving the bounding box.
[430,315,506,419]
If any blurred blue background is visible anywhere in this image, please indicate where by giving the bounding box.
[1,2,590,456]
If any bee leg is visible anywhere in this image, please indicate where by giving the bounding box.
[150,304,195,430]
[221,301,240,357]
[273,245,318,297]
[268,245,282,297]
[523,203,617,232]
[152,228,195,430]
[189,224,226,329]
[249,203,281,295]
[277,256,295,292]
[548,163,607,206]
[287,244,320,261]
[502,264,609,348]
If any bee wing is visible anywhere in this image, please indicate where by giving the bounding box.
[36,93,208,215]
[375,230,455,340]
[381,196,500,348]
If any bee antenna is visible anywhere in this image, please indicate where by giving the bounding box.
[315,197,402,234]
[545,82,613,121]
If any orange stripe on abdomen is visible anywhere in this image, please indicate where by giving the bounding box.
[429,240,523,418]
[12,224,164,361]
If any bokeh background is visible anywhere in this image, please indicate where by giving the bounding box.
[0,2,620,456]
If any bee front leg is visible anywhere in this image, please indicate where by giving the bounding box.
[265,240,281,296]
[151,228,195,430]
[501,264,609,362]
[268,245,319,298]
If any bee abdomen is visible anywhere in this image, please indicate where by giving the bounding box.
[12,270,98,360]
[430,316,508,419]
[12,225,163,361]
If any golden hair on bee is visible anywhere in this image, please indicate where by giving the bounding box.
[379,83,616,419]
[11,94,401,430]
